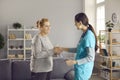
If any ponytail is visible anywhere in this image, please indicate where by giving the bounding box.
[88,24,98,51]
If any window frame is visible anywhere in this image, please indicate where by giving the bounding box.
[95,0,105,35]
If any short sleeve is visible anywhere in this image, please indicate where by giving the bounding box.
[84,31,95,48]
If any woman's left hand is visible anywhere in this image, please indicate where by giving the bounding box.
[65,60,77,66]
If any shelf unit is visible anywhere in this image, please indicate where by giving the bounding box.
[99,30,120,80]
[7,26,39,60]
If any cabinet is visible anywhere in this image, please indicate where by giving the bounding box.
[7,26,39,60]
[99,30,120,80]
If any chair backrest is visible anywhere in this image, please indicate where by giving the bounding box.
[12,60,31,80]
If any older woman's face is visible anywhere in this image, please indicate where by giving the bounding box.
[40,21,51,34]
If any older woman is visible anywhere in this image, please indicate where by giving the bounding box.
[30,18,62,80]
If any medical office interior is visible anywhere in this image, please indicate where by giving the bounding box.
[0,0,120,80]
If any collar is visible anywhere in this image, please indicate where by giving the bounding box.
[81,29,88,38]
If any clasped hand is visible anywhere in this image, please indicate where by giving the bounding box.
[65,59,77,66]
[53,47,63,55]
[53,47,77,66]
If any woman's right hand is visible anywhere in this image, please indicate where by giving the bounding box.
[53,47,63,55]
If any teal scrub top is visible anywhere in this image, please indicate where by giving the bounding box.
[74,29,95,80]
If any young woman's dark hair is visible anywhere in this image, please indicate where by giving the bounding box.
[75,12,98,51]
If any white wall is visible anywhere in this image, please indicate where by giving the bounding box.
[0,0,83,58]
[83,0,96,29]
[105,0,120,29]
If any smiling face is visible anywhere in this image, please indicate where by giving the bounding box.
[75,21,83,30]
[75,13,89,31]
[36,18,51,35]
[40,21,51,35]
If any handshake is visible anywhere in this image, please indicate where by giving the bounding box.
[53,47,63,55]
[53,47,76,66]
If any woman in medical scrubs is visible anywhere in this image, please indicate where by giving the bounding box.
[62,13,98,80]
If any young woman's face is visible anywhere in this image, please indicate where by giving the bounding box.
[75,21,82,30]
[40,21,51,34]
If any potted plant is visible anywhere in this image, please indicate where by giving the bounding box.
[0,33,5,49]
[106,20,114,32]
[98,34,105,43]
[13,22,22,29]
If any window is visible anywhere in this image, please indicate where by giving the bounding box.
[96,0,105,35]
[96,0,105,4]
[96,0,105,53]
